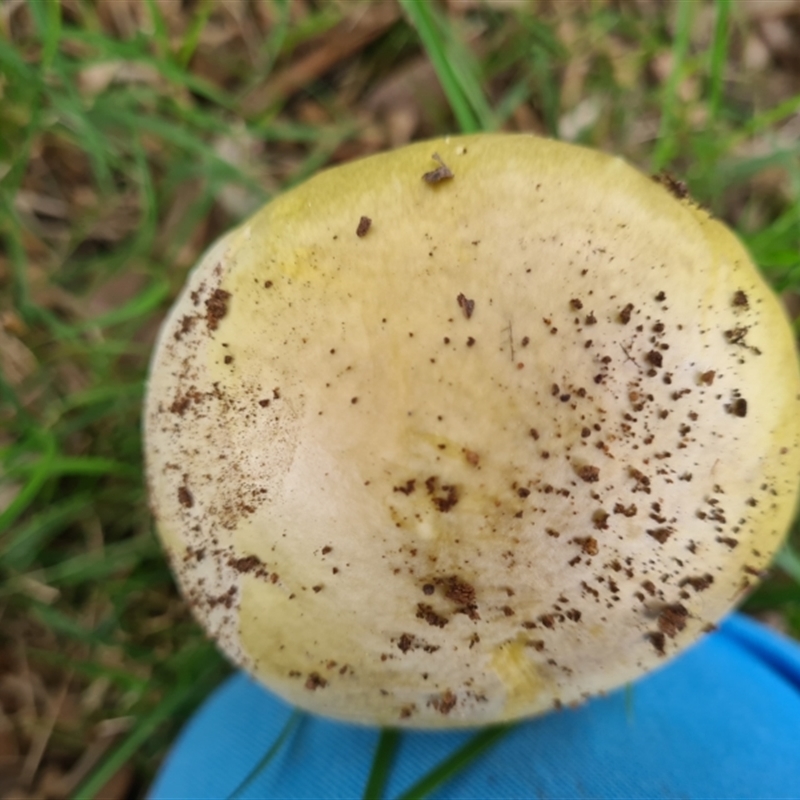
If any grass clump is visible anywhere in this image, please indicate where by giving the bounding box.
[1,1,799,797]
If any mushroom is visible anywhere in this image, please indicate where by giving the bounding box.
[144,134,800,728]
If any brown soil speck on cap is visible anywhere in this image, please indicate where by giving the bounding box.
[645,630,666,655]
[177,485,194,508]
[425,479,459,512]
[592,510,610,530]
[423,153,454,184]
[457,293,475,319]
[652,171,689,199]
[726,397,748,417]
[400,705,416,719]
[619,303,634,324]
[725,327,748,345]
[356,216,372,237]
[205,288,231,331]
[440,575,476,607]
[175,314,196,340]
[422,583,435,595]
[575,536,599,556]
[305,672,328,691]
[716,536,739,549]
[585,312,597,325]
[394,479,416,495]
[655,291,666,302]
[645,350,663,368]
[614,503,637,517]
[170,395,190,416]
[417,603,449,627]
[264,280,273,288]
[680,574,714,592]
[570,298,583,310]
[647,527,674,544]
[732,290,749,308]
[629,468,651,491]
[466,337,476,347]
[700,370,716,385]
[657,603,688,638]
[429,690,457,715]
[577,464,600,483]
[229,555,264,573]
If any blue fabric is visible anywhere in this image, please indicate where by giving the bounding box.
[150,614,800,799]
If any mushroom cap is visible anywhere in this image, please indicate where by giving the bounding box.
[145,134,800,728]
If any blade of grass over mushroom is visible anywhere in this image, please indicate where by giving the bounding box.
[227,711,304,800]
[396,725,513,800]
[362,728,401,800]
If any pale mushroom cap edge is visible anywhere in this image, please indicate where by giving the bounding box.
[144,133,800,728]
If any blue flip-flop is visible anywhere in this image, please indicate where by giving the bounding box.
[150,614,800,799]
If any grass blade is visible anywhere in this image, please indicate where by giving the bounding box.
[707,0,731,120]
[177,0,213,67]
[74,664,223,799]
[0,434,57,533]
[652,0,694,171]
[396,724,512,800]
[227,710,303,800]
[775,543,800,586]
[362,728,401,800]
[1,493,92,571]
[400,0,480,133]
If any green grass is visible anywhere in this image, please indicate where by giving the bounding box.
[1,1,800,798]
